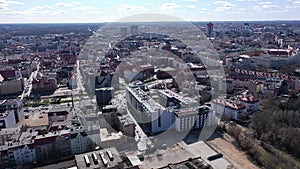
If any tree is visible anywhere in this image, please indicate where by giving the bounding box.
[226,123,243,146]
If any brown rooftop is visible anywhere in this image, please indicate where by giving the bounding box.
[18,113,49,128]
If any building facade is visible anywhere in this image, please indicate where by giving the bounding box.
[126,86,174,133]
[127,85,216,133]
[0,110,16,129]
[238,95,259,113]
[70,130,94,155]
[212,99,247,120]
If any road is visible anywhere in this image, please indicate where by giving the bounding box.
[111,91,153,152]
[20,62,40,100]
[73,60,86,97]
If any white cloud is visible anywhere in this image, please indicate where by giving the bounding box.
[253,1,279,10]
[0,6,10,10]
[85,11,101,14]
[186,4,196,8]
[214,1,236,7]
[253,5,260,10]
[50,10,73,16]
[55,2,74,7]
[160,3,180,12]
[258,2,278,8]
[199,8,207,14]
[0,0,22,11]
[262,4,278,8]
[293,1,300,5]
[284,0,300,8]
[1,6,52,16]
[72,6,98,11]
[214,1,235,11]
[226,11,241,14]
[27,6,52,11]
[0,0,23,5]
[0,11,20,15]
[0,4,11,10]
[55,1,82,7]
[259,2,272,5]
[114,4,145,12]
[183,0,198,1]
[24,6,52,15]
[215,6,230,11]
[263,9,288,14]
[237,0,257,1]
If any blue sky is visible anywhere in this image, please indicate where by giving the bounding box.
[0,0,299,23]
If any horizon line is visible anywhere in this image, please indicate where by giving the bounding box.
[1,19,300,25]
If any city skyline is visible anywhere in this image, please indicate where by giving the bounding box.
[0,0,300,23]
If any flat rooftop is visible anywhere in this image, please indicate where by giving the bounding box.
[158,89,198,105]
[141,141,231,169]
[174,107,199,116]
[127,86,164,114]
[18,113,49,128]
[100,128,123,142]
[75,147,122,169]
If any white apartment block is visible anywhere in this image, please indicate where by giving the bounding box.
[212,99,247,120]
[0,110,16,129]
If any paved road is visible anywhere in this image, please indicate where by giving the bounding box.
[112,91,153,152]
[20,62,40,100]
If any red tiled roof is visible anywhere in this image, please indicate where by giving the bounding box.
[239,95,259,103]
[214,99,246,110]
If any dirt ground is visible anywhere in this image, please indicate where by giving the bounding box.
[208,133,260,169]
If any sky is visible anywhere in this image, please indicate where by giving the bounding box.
[0,0,299,23]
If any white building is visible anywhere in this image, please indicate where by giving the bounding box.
[174,106,216,132]
[157,89,198,109]
[0,99,24,123]
[212,99,247,120]
[238,95,259,113]
[127,85,216,133]
[99,128,126,149]
[174,108,199,132]
[126,86,174,133]
[0,110,16,129]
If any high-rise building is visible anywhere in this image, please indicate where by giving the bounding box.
[120,26,127,38]
[130,25,138,36]
[207,22,214,37]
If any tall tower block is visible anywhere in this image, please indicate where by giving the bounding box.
[207,22,214,37]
